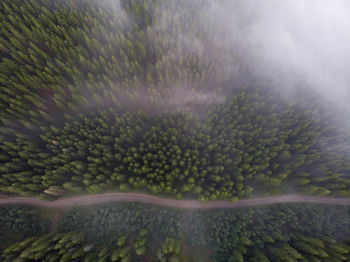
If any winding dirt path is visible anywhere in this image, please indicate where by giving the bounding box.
[0,193,349,209]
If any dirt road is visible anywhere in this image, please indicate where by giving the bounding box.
[0,193,349,209]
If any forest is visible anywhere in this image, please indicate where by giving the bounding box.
[0,0,350,201]
[0,203,350,261]
[0,0,350,261]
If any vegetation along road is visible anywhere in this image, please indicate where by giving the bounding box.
[0,193,349,209]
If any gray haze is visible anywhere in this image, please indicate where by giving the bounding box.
[247,0,350,106]
[69,0,350,118]
[206,0,350,110]
[140,0,350,116]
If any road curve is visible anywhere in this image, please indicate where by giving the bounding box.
[0,193,350,209]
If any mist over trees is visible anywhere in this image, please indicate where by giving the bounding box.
[0,0,350,200]
[1,203,350,261]
[1,0,350,260]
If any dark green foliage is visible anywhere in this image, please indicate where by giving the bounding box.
[156,237,181,262]
[1,203,350,261]
[0,203,184,261]
[188,204,350,261]
[0,206,50,248]
[1,0,350,260]
[1,230,184,262]
[1,97,350,200]
[57,202,183,243]
[1,231,89,261]
[0,0,350,200]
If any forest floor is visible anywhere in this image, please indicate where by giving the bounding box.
[0,193,349,208]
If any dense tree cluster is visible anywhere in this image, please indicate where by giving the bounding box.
[1,96,350,200]
[156,237,181,262]
[1,0,350,200]
[1,203,350,261]
[2,231,106,262]
[57,202,183,244]
[0,206,50,249]
[3,228,349,262]
[0,0,241,121]
[0,203,184,261]
[1,230,184,262]
[1,0,350,260]
[188,204,350,261]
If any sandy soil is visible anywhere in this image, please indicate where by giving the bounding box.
[0,193,349,209]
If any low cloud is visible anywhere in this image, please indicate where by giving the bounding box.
[244,0,350,107]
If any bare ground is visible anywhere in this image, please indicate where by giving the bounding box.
[0,193,349,209]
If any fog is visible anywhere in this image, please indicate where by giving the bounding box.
[245,0,350,107]
[61,0,350,120]
[2,2,350,255]
[152,0,350,110]
[107,0,343,122]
